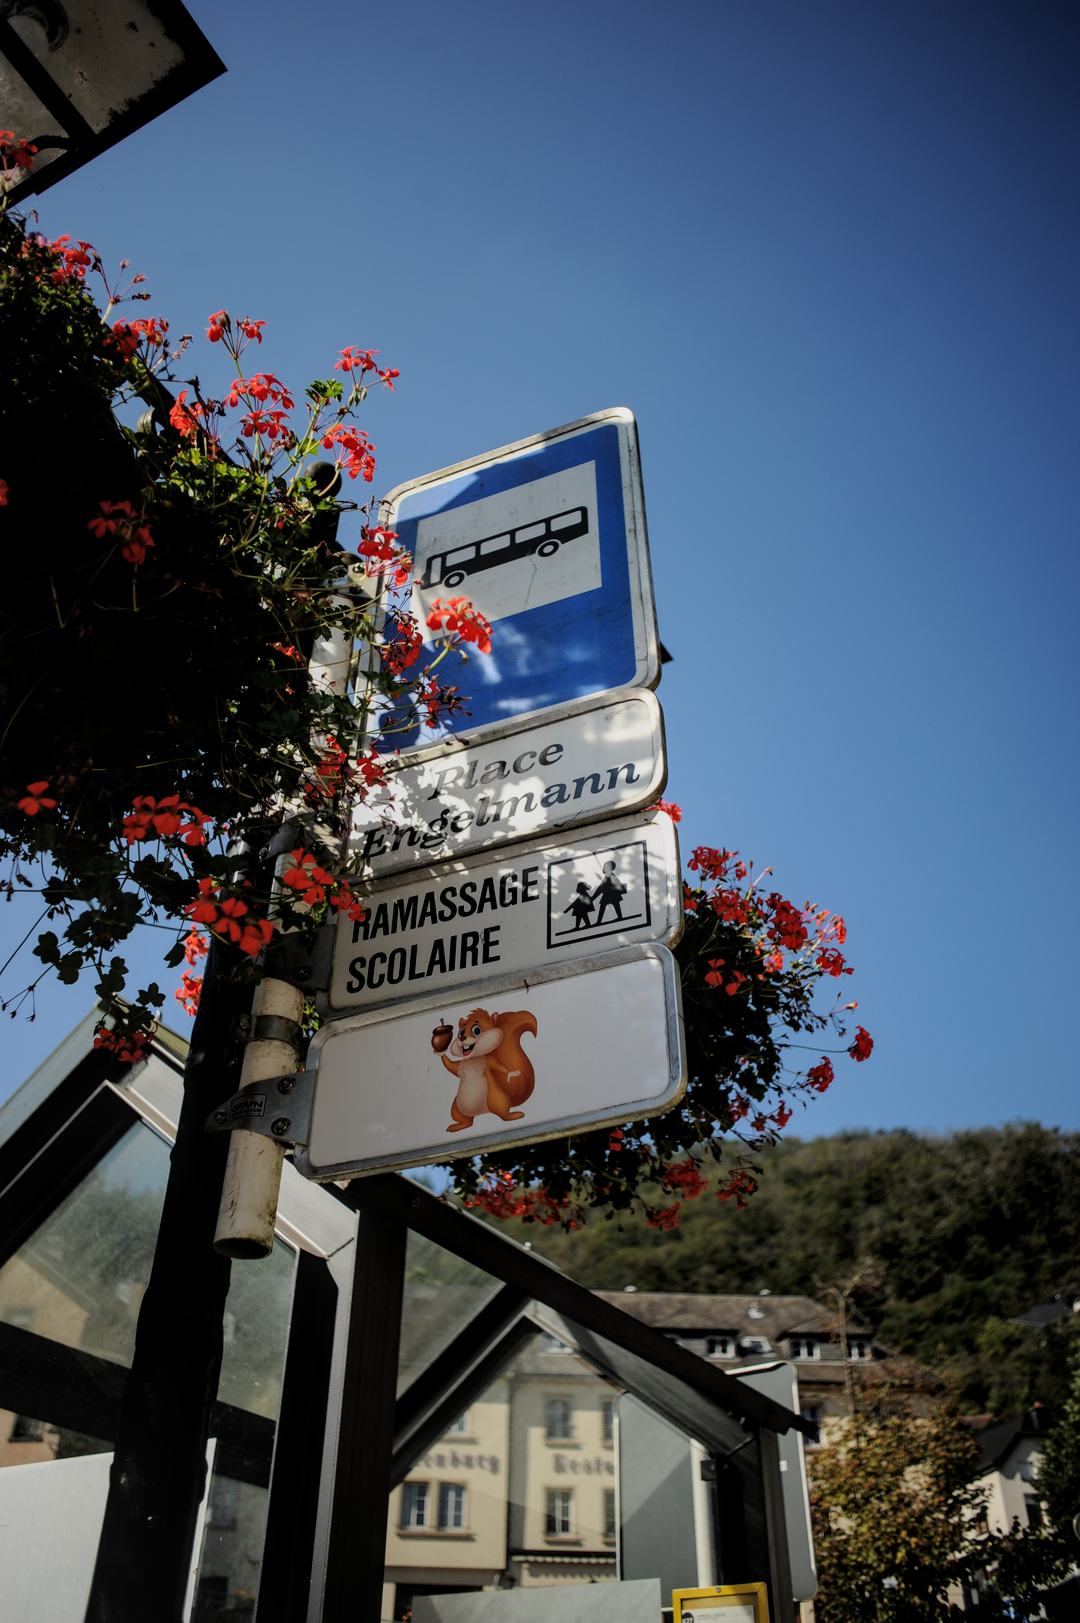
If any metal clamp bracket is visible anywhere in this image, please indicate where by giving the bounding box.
[263,923,336,992]
[205,1068,317,1148]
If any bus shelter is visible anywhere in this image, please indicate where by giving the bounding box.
[0,1014,810,1622]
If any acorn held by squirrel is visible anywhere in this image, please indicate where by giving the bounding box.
[431,1018,453,1053]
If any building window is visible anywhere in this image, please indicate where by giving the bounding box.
[789,1336,820,1361]
[800,1406,822,1447]
[401,1481,429,1530]
[601,1400,614,1445]
[446,1411,469,1435]
[545,1488,573,1536]
[604,1488,617,1540]
[438,1483,466,1530]
[199,1577,229,1609]
[847,1338,873,1361]
[544,1397,573,1441]
[739,1335,772,1355]
[706,1336,735,1359]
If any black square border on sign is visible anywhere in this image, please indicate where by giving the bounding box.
[545,838,652,951]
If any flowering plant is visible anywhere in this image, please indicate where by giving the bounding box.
[0,166,871,1218]
[454,815,873,1227]
[0,196,485,1049]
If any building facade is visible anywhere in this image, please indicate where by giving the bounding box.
[386,1290,899,1616]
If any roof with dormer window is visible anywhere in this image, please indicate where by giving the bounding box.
[596,1292,874,1342]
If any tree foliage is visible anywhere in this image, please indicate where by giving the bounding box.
[502,1126,1080,1413]
[809,1413,1068,1621]
[1037,1335,1080,1549]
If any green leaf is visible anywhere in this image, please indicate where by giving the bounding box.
[305,378,343,405]
[33,931,61,966]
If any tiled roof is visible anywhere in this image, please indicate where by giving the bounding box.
[975,1407,1056,1474]
[1014,1296,1079,1327]
[595,1291,871,1340]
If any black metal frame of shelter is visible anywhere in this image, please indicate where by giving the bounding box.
[0,1026,806,1623]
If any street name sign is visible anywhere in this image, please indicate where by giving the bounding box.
[380,407,659,749]
[329,811,682,1013]
[295,944,686,1180]
[349,689,665,879]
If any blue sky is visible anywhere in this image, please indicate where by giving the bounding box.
[3,0,1078,1140]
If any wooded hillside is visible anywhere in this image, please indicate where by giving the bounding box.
[503,1125,1080,1415]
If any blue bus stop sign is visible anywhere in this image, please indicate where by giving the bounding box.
[379,407,659,750]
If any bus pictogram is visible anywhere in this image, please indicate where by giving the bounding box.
[419,505,590,590]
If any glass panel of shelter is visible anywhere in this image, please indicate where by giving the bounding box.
[398,1227,504,1396]
[389,1331,624,1618]
[390,1234,626,1621]
[0,1092,298,1623]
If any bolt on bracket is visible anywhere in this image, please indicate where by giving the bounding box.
[205,1068,317,1147]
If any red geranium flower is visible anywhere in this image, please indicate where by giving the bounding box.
[17,780,57,815]
[849,1026,874,1062]
[426,596,493,656]
[806,1057,835,1093]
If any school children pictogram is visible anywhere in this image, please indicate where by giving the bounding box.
[546,837,652,948]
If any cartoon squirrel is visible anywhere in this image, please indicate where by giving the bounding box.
[433,1008,538,1132]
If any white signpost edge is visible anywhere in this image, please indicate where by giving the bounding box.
[294,941,687,1183]
[355,671,668,780]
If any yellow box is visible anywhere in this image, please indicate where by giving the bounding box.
[672,1582,770,1623]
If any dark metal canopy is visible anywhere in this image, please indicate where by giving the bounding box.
[347,1173,812,1456]
[0,0,225,205]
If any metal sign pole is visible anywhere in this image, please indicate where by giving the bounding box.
[213,481,359,1257]
[213,973,305,1258]
[85,931,250,1623]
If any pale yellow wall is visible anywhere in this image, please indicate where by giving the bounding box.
[0,1253,91,1348]
[977,1440,1044,1535]
[509,1368,616,1560]
[386,1381,510,1576]
[0,1408,60,1469]
[387,1356,620,1599]
[985,1468,1028,1532]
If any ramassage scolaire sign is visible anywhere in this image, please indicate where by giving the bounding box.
[296,944,686,1180]
[329,812,682,1012]
[348,689,665,880]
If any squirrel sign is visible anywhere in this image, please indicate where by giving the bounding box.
[431,1008,539,1133]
